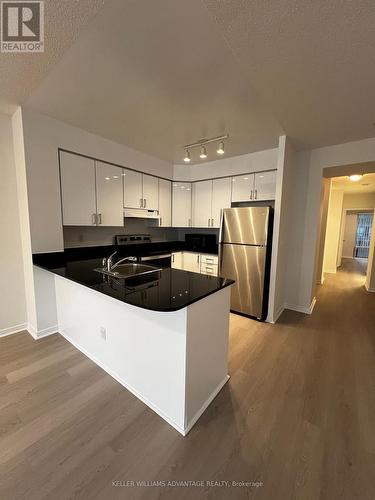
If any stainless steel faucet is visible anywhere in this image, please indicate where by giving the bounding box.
[102,252,137,273]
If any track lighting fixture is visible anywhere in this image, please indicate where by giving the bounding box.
[182,134,228,163]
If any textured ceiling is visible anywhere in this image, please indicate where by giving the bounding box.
[203,0,375,150]
[2,0,375,163]
[0,0,107,114]
[24,0,283,163]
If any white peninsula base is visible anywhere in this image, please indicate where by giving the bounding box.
[55,275,231,435]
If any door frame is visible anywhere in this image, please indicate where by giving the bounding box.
[337,207,374,268]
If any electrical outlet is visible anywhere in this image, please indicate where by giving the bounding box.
[100,326,107,341]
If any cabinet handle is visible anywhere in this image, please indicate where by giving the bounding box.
[172,254,175,263]
[144,198,147,208]
[250,190,253,200]
[208,218,210,227]
[255,189,258,200]
[211,218,214,227]
[140,198,143,208]
[197,255,200,263]
[160,217,162,226]
[92,213,97,225]
[97,213,102,225]
[206,266,214,272]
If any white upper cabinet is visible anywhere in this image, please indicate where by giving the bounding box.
[172,182,192,227]
[158,179,171,227]
[254,170,277,201]
[123,168,143,208]
[193,180,212,228]
[143,174,159,210]
[211,177,232,228]
[60,152,97,226]
[231,174,254,202]
[95,161,123,226]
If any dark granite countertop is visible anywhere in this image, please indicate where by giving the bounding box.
[33,251,233,313]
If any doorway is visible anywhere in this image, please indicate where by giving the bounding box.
[342,211,373,260]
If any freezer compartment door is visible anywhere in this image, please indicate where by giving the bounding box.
[221,207,269,245]
[220,243,266,319]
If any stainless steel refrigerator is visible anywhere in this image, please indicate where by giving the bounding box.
[219,207,272,320]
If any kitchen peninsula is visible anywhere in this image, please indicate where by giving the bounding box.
[33,251,234,435]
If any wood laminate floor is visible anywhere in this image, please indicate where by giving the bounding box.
[1,258,375,500]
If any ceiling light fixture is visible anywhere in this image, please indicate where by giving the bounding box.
[216,141,225,155]
[199,146,207,159]
[349,174,363,182]
[183,134,229,163]
[184,150,191,163]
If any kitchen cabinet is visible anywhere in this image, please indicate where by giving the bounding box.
[171,251,218,276]
[60,152,97,226]
[123,169,159,210]
[192,180,212,228]
[231,174,254,202]
[211,178,232,228]
[123,169,143,208]
[254,170,277,201]
[231,171,277,202]
[171,252,183,269]
[158,179,171,227]
[95,161,124,226]
[172,182,192,227]
[143,174,159,210]
[192,178,232,228]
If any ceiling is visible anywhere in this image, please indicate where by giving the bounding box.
[332,173,375,193]
[2,0,375,163]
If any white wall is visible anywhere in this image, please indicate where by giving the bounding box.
[21,107,174,253]
[342,192,375,209]
[268,136,295,321]
[366,229,375,291]
[0,114,27,336]
[173,147,278,181]
[286,136,375,311]
[323,189,344,273]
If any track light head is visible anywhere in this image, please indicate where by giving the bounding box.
[217,141,225,155]
[184,150,191,163]
[199,146,207,159]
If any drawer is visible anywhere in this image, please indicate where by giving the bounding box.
[200,263,218,276]
[200,254,218,266]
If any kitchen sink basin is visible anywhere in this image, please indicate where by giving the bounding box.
[94,263,162,279]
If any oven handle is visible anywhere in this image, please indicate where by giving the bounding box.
[139,253,172,261]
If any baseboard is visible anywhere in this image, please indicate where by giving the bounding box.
[27,323,59,340]
[267,304,285,324]
[285,297,316,315]
[184,375,230,435]
[0,323,28,338]
[324,268,337,274]
[58,330,187,436]
[365,283,375,293]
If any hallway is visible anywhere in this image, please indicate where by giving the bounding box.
[1,260,375,500]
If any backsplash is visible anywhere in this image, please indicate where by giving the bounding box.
[63,219,179,248]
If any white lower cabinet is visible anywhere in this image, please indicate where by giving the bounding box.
[172,183,192,227]
[171,252,218,276]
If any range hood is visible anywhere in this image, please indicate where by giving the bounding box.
[123,208,160,219]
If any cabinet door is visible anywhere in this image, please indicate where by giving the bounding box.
[95,161,124,227]
[123,168,143,208]
[254,170,277,201]
[171,252,183,269]
[172,182,192,227]
[231,174,255,202]
[212,177,232,228]
[60,151,96,226]
[143,174,159,210]
[192,180,212,228]
[182,252,201,274]
[158,179,171,227]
